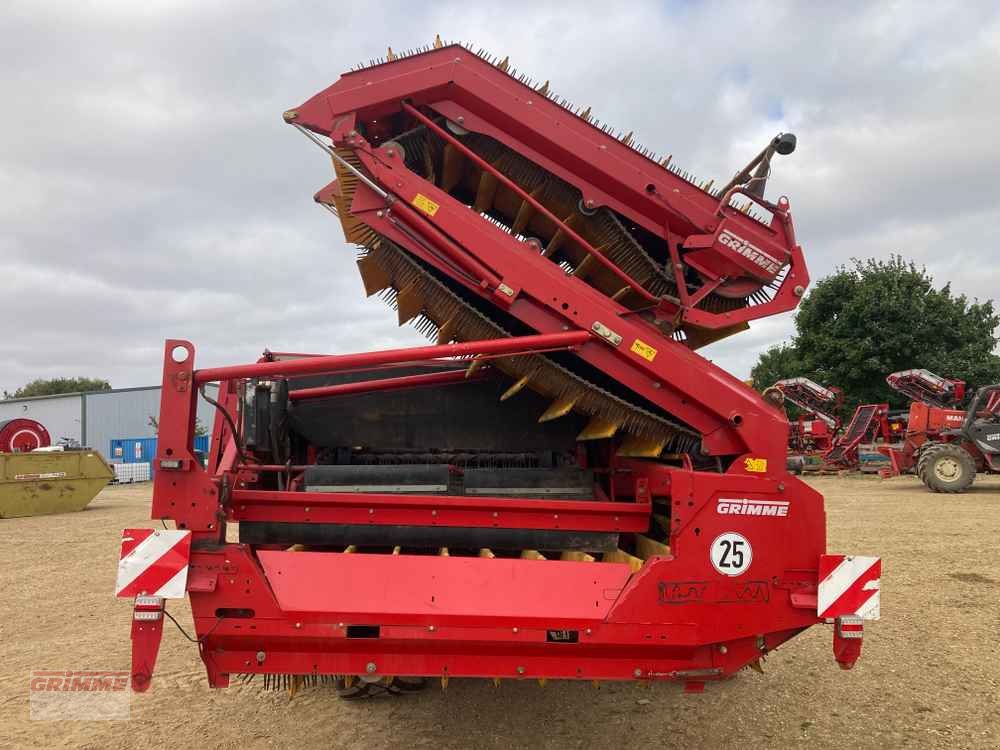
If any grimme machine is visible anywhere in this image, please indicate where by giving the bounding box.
[772,377,842,454]
[117,40,880,695]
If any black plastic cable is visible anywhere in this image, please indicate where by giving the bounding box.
[198,384,247,464]
[163,609,222,644]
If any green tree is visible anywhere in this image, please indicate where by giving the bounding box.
[751,256,1000,412]
[148,415,208,437]
[750,343,803,393]
[4,377,111,400]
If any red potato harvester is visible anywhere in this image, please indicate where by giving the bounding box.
[116,40,880,697]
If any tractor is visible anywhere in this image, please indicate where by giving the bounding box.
[882,372,1000,492]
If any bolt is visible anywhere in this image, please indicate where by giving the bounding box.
[295,622,302,629]
[777,482,785,492]
[512,627,519,634]
[653,382,662,389]
[634,668,643,678]
[366,662,377,674]
[428,625,436,632]
[376,211,384,218]
[386,148,395,157]
[585,628,592,635]
[337,622,345,628]
[585,199,595,208]
[431,510,438,517]
[719,645,728,654]
[304,507,310,513]
[457,116,465,124]
[793,285,805,297]
[368,508,374,515]
[256,651,266,664]
[516,666,525,675]
[492,511,499,518]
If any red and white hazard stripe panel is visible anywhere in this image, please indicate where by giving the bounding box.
[817,554,881,620]
[115,529,192,599]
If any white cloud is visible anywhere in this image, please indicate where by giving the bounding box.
[2,0,998,394]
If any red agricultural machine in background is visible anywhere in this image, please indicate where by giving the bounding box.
[881,368,1000,492]
[116,40,880,696]
[771,377,842,454]
[822,402,902,469]
[886,369,965,409]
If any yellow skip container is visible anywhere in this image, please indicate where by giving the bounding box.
[0,449,113,518]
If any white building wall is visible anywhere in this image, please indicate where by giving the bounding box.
[1,385,218,457]
[84,388,162,457]
[84,386,219,458]
[0,394,83,445]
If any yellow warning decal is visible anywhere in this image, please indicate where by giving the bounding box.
[744,457,768,473]
[630,339,658,362]
[412,193,440,217]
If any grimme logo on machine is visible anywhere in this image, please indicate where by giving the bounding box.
[718,230,783,275]
[716,498,790,517]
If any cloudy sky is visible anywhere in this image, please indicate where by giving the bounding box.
[3,1,998,394]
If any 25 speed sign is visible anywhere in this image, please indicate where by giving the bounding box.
[710,532,753,576]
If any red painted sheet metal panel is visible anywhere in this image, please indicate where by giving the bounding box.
[230,489,649,531]
[257,551,632,624]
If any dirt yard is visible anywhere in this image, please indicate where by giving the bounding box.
[2,475,998,749]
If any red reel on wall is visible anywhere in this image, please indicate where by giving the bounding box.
[0,418,51,453]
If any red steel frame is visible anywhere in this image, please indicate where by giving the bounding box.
[879,401,977,476]
[121,45,876,693]
[291,45,809,332]
[127,328,850,692]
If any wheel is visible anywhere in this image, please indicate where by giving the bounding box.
[917,443,976,493]
[916,449,933,477]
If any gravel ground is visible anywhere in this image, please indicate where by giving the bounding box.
[2,475,998,749]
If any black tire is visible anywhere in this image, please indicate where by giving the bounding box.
[917,443,976,493]
[334,676,375,699]
[916,448,933,478]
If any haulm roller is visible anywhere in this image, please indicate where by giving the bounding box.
[116,40,880,695]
